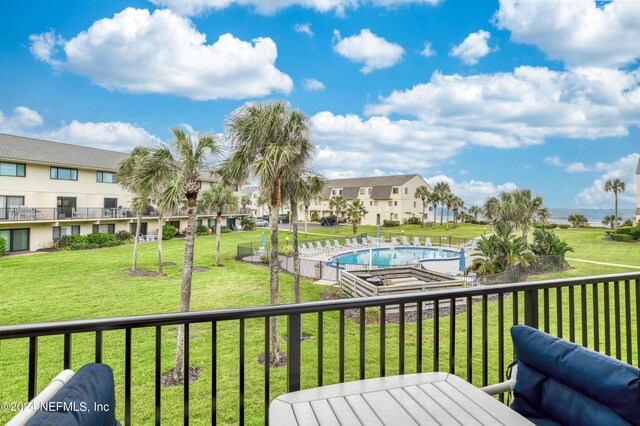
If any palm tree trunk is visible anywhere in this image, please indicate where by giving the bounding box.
[157,212,164,275]
[446,207,450,230]
[440,204,443,226]
[132,213,142,271]
[304,207,309,236]
[614,192,619,230]
[352,222,357,235]
[215,213,222,267]
[433,205,437,228]
[422,203,426,227]
[174,198,197,383]
[291,201,301,305]
[269,201,281,361]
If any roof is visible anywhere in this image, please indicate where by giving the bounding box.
[0,133,128,171]
[322,174,426,200]
[637,158,640,174]
[240,186,259,195]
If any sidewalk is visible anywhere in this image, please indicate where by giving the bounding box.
[566,257,640,270]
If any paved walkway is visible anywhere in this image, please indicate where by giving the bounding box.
[566,257,640,270]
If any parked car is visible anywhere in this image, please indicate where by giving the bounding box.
[254,218,268,227]
[320,216,337,226]
[277,216,290,224]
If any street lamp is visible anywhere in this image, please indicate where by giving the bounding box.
[483,227,486,237]
[286,236,289,246]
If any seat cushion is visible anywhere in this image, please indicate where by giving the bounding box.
[511,325,640,426]
[27,363,119,426]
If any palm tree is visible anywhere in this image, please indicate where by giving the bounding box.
[282,175,306,306]
[414,185,430,226]
[200,185,238,267]
[451,196,464,229]
[601,214,619,229]
[345,200,368,235]
[427,191,439,228]
[536,207,550,225]
[144,128,219,384]
[218,101,314,363]
[512,189,544,246]
[604,178,626,230]
[433,182,451,226]
[443,192,454,230]
[117,147,152,271]
[240,194,251,213]
[568,214,588,228]
[468,206,481,222]
[329,195,347,219]
[301,175,326,236]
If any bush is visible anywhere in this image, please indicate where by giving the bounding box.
[0,237,6,256]
[622,219,634,227]
[115,230,133,243]
[405,217,422,225]
[163,224,177,240]
[259,253,269,264]
[611,233,634,242]
[196,224,210,236]
[558,224,570,229]
[383,220,400,227]
[240,217,256,231]
[220,227,232,234]
[282,245,294,256]
[53,233,122,250]
[310,212,320,222]
[86,233,120,248]
[54,235,87,250]
[614,226,634,235]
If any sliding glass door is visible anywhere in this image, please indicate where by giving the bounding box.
[0,228,29,252]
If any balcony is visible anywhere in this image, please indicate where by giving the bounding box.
[0,272,637,424]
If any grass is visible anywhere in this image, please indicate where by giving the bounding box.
[0,225,638,425]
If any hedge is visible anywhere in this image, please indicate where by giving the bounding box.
[0,237,6,256]
[383,220,400,227]
[611,233,634,242]
[53,233,123,250]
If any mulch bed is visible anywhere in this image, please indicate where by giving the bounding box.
[160,366,202,387]
[321,288,507,325]
[257,351,288,368]
[122,269,165,278]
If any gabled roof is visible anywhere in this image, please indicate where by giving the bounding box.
[321,174,425,200]
[0,133,128,171]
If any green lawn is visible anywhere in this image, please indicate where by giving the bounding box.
[555,227,640,266]
[0,226,638,425]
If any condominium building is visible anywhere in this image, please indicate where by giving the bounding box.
[0,133,242,253]
[308,174,431,226]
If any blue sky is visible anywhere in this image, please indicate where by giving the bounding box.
[1,0,639,208]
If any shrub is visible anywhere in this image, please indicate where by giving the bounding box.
[162,224,177,240]
[611,233,634,242]
[86,233,119,248]
[259,253,269,264]
[622,219,634,227]
[54,235,87,250]
[614,226,634,235]
[115,230,133,243]
[54,233,122,250]
[282,245,294,256]
[220,227,232,234]
[405,217,422,225]
[383,220,400,227]
[240,217,256,231]
[0,237,6,256]
[310,212,320,222]
[196,224,210,236]
[558,224,570,229]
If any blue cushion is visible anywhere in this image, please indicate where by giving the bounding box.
[511,325,640,426]
[27,363,119,426]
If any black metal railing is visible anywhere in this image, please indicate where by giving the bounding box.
[0,273,638,425]
[0,207,247,222]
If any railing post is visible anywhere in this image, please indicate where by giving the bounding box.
[524,289,539,328]
[287,313,301,392]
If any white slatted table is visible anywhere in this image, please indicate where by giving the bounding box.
[269,372,533,425]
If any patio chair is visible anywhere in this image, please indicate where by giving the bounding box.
[360,237,370,247]
[424,237,432,247]
[344,238,355,248]
[413,236,421,246]
[401,236,410,246]
[324,240,334,252]
[302,243,316,255]
[333,240,343,250]
[482,325,640,425]
[315,241,325,253]
[391,237,399,246]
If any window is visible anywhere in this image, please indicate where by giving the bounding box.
[167,220,181,229]
[414,201,416,208]
[53,225,80,239]
[0,228,29,252]
[130,222,148,235]
[50,167,78,181]
[208,218,217,227]
[331,189,336,196]
[394,214,399,220]
[196,219,202,228]
[369,201,373,206]
[394,201,398,206]
[104,198,118,209]
[92,224,115,234]
[368,188,372,194]
[0,195,25,219]
[392,187,399,194]
[0,162,26,177]
[96,171,116,183]
[405,188,408,195]
[374,201,378,206]
[388,201,393,206]
[359,189,365,195]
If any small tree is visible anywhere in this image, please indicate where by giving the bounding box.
[604,178,626,230]
[568,214,588,228]
[414,185,430,226]
[200,185,238,267]
[329,195,347,219]
[345,200,368,236]
[240,194,251,213]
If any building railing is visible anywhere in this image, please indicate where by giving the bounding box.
[0,273,638,425]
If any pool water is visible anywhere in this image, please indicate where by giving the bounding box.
[331,247,459,267]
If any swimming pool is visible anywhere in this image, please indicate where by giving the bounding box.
[330,247,459,267]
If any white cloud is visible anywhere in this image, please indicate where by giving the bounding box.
[29,31,64,66]
[294,23,314,37]
[366,66,640,148]
[0,107,44,133]
[425,175,518,206]
[303,78,325,92]
[576,153,639,208]
[543,156,562,167]
[333,29,404,73]
[420,42,435,58]
[41,120,162,152]
[565,162,591,173]
[149,0,439,16]
[449,30,492,65]
[495,0,640,68]
[29,8,292,100]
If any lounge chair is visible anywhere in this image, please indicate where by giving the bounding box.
[360,237,370,247]
[333,240,343,250]
[344,238,355,248]
[315,241,325,253]
[391,237,399,246]
[413,236,421,246]
[424,237,432,247]
[401,236,410,246]
[324,240,334,252]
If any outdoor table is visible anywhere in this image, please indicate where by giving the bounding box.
[269,372,533,425]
